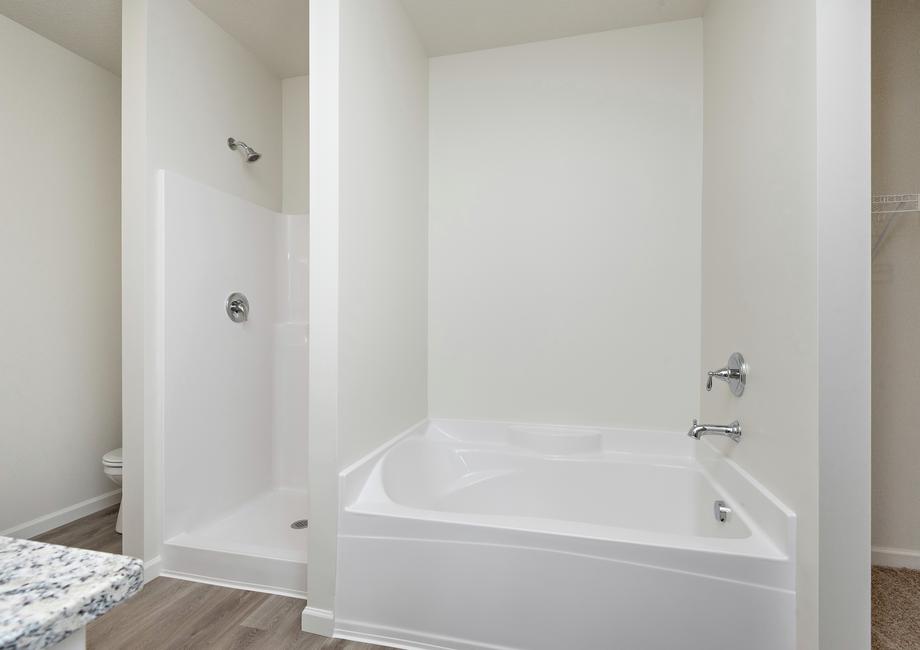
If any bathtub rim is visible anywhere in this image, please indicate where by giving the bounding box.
[339,418,795,585]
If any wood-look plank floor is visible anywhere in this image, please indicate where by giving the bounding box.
[31,505,122,554]
[87,577,389,649]
[30,507,391,649]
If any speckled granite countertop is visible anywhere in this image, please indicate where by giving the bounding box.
[0,536,144,650]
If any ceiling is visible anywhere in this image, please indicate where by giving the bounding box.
[189,0,309,78]
[0,0,122,74]
[0,0,308,78]
[400,0,707,57]
[0,0,699,79]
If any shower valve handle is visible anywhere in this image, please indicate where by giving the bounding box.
[705,352,747,397]
[706,368,738,391]
[226,292,250,323]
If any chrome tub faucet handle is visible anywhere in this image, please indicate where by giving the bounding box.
[706,352,748,396]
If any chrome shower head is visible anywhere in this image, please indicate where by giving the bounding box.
[227,137,261,162]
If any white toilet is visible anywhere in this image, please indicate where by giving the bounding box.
[102,448,123,534]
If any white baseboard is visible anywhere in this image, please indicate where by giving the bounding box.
[301,607,334,637]
[335,620,517,650]
[873,545,920,570]
[1,490,122,540]
[144,556,162,583]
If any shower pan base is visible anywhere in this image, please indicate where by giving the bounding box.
[162,488,308,598]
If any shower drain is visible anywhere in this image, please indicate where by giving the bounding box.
[290,519,309,530]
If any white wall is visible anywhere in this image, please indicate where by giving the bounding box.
[0,15,122,535]
[147,0,283,212]
[120,0,150,562]
[338,0,429,467]
[307,0,342,624]
[307,0,429,626]
[871,0,920,562]
[427,20,702,429]
[702,2,820,646]
[816,1,871,647]
[283,75,310,214]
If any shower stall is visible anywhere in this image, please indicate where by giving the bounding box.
[128,0,311,598]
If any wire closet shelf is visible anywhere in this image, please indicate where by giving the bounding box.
[872,193,920,258]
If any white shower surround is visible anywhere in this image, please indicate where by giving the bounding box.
[335,419,795,650]
[427,18,703,432]
[158,171,309,596]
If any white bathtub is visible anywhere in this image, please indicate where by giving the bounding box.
[335,420,795,650]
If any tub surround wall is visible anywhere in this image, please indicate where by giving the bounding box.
[0,15,122,536]
[701,1,832,646]
[427,19,703,430]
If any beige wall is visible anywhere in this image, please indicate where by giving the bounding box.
[427,20,702,430]
[873,1,920,195]
[701,2,819,646]
[872,0,920,559]
[0,15,122,533]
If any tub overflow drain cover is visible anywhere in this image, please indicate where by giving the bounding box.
[291,519,309,529]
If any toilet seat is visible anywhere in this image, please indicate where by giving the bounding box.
[102,448,122,467]
[102,447,124,534]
